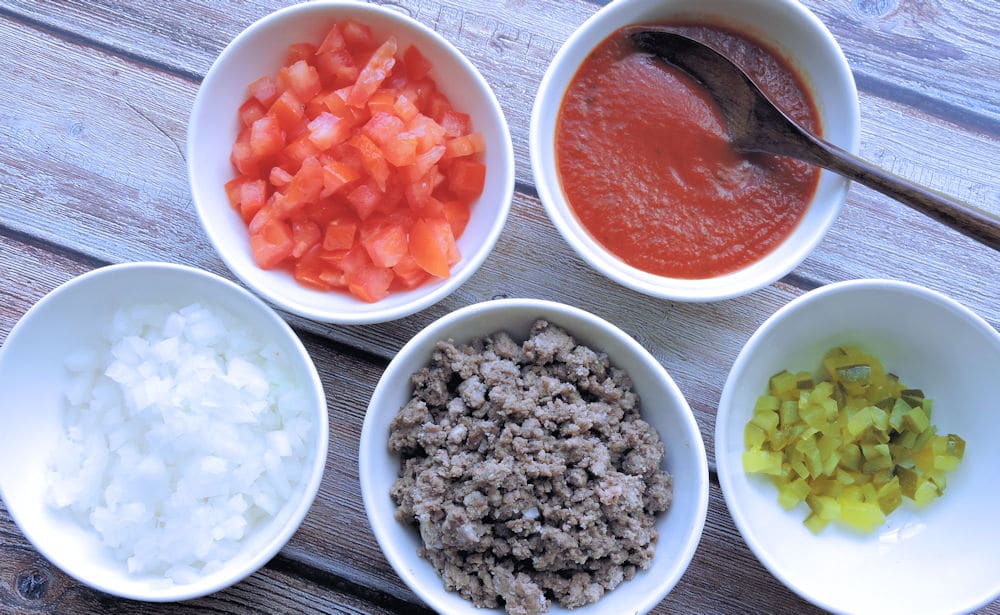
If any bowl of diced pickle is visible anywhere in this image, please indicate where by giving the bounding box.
[715,279,1000,615]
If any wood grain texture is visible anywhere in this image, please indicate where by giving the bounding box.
[0,237,838,614]
[0,0,998,613]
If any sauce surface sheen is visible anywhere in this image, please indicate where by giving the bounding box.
[555,24,821,279]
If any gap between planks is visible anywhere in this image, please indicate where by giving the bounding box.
[0,2,994,170]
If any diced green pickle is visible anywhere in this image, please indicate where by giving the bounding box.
[742,345,965,533]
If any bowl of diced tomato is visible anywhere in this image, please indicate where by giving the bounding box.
[188,1,514,324]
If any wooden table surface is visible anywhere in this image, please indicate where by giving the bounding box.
[1,0,997,613]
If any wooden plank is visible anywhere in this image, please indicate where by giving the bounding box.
[3,0,997,163]
[0,237,860,614]
[0,12,996,464]
[0,509,400,614]
[0,11,995,329]
[3,241,998,612]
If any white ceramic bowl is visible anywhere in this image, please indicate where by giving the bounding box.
[717,279,1000,614]
[0,262,328,601]
[189,1,514,324]
[530,0,860,301]
[360,298,709,614]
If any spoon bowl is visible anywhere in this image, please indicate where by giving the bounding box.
[628,29,1000,250]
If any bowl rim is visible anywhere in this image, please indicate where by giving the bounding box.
[359,297,710,613]
[0,261,329,602]
[187,0,515,324]
[715,278,1000,613]
[529,0,861,302]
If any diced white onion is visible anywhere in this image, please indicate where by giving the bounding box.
[47,302,314,584]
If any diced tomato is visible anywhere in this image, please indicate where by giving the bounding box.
[426,91,453,124]
[410,218,457,278]
[336,243,371,275]
[392,253,430,289]
[228,21,483,302]
[231,138,260,178]
[285,60,323,102]
[250,115,285,159]
[286,43,317,66]
[366,89,397,116]
[239,98,267,127]
[281,135,321,173]
[315,48,359,89]
[350,134,390,192]
[346,181,382,220]
[318,267,347,289]
[324,217,357,251]
[319,89,364,125]
[440,110,471,138]
[239,179,268,222]
[362,223,407,268]
[307,199,351,226]
[284,157,325,211]
[407,114,447,153]
[224,177,245,209]
[307,112,350,150]
[248,198,279,234]
[270,166,293,188]
[382,133,418,167]
[248,76,280,107]
[341,19,374,50]
[403,45,432,81]
[290,218,321,258]
[294,245,335,290]
[318,25,345,54]
[402,144,445,183]
[444,132,486,159]
[447,159,486,199]
[413,195,445,221]
[249,218,295,269]
[404,169,436,211]
[363,112,405,146]
[443,199,471,237]
[268,90,306,132]
[393,91,420,123]
[347,37,397,108]
[346,265,394,303]
[321,159,361,197]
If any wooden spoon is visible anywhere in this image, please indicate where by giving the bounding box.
[627,28,1000,251]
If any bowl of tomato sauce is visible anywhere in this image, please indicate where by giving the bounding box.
[531,0,859,301]
[189,1,514,324]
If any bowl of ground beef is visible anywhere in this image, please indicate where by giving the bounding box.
[359,299,709,614]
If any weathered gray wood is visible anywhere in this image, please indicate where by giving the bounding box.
[1,0,999,613]
[0,511,399,615]
[0,237,846,614]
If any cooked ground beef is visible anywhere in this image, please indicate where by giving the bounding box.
[389,320,674,615]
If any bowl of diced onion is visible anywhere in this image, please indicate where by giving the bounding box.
[0,262,328,601]
[716,279,1000,614]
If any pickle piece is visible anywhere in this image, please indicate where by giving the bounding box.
[743,449,783,475]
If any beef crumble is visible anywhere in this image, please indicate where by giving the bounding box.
[389,320,673,614]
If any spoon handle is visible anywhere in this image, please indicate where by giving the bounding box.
[801,136,1000,251]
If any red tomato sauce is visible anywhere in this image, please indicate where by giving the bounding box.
[555,24,821,279]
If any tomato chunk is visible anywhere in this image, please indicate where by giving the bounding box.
[347,37,397,108]
[250,219,294,269]
[324,218,357,251]
[363,223,407,268]
[410,218,457,278]
[448,159,486,199]
[403,45,432,81]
